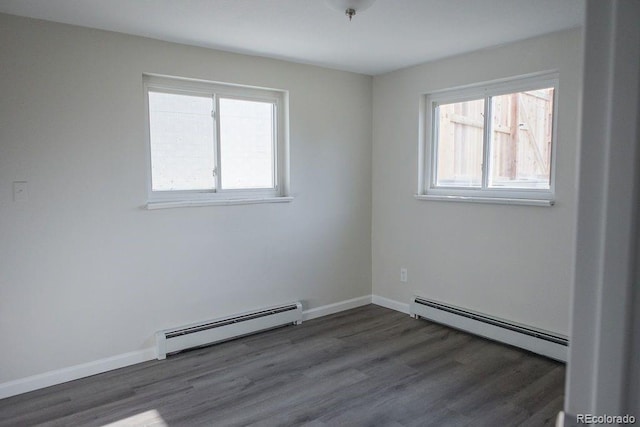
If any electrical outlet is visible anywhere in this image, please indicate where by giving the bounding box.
[400,268,408,283]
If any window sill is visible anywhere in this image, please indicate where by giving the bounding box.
[146,196,294,210]
[414,194,554,207]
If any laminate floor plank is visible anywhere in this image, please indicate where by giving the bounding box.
[510,365,566,412]
[0,305,565,426]
[518,394,564,427]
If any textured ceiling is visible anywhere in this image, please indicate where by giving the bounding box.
[0,0,585,75]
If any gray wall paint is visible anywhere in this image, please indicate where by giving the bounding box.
[371,29,583,336]
[0,14,372,382]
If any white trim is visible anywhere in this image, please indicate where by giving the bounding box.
[1,295,372,399]
[144,73,284,97]
[423,70,559,98]
[0,294,566,400]
[371,295,410,314]
[143,74,290,206]
[156,302,303,360]
[302,295,372,321]
[363,295,569,363]
[146,196,294,210]
[0,294,565,400]
[419,72,559,204]
[0,348,156,400]
[414,194,554,207]
[426,74,559,102]
[409,296,568,362]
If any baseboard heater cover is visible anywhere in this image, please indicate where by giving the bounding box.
[409,296,568,362]
[155,302,303,360]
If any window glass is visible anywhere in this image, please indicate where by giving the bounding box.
[435,99,485,188]
[148,91,215,191]
[219,98,275,190]
[489,88,554,189]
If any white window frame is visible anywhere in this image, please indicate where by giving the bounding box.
[143,74,291,209]
[417,72,559,206]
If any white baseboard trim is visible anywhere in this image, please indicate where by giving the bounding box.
[1,296,374,400]
[371,294,568,362]
[372,295,410,314]
[302,295,372,321]
[410,296,568,362]
[0,348,156,400]
[0,293,566,400]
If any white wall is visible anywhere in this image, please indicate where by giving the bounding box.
[372,29,582,336]
[0,13,372,383]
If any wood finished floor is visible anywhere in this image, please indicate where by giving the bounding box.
[0,305,565,427]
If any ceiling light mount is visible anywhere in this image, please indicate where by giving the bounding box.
[325,0,376,22]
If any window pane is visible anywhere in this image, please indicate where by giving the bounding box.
[148,91,215,191]
[489,88,554,189]
[434,99,485,187]
[219,98,274,190]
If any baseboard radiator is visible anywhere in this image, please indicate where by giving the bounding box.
[155,302,303,360]
[409,296,568,362]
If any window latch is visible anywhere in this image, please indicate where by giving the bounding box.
[212,167,217,177]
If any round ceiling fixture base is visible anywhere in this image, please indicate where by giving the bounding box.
[325,0,376,21]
